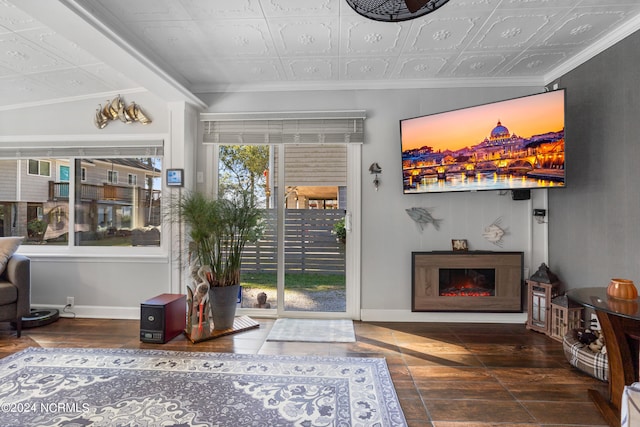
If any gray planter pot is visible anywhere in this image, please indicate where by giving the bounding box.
[209,284,239,330]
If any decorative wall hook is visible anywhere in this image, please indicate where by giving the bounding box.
[94,95,152,129]
[369,162,382,191]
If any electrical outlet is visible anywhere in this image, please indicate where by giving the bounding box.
[66,296,74,307]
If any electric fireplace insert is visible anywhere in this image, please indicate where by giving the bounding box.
[412,251,523,312]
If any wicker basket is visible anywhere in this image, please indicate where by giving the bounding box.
[562,329,608,382]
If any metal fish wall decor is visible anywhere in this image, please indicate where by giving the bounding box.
[93,95,152,129]
[482,217,508,247]
[405,207,442,231]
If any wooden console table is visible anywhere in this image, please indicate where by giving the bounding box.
[567,287,640,427]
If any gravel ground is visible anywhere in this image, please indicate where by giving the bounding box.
[241,288,346,312]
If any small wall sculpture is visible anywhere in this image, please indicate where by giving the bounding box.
[94,95,152,129]
[482,217,508,247]
[405,207,442,231]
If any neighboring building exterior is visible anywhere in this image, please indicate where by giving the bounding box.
[0,158,161,245]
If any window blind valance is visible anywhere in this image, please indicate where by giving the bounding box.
[0,138,164,159]
[201,111,365,145]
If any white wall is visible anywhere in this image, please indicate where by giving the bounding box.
[1,92,177,318]
[0,91,167,136]
[166,101,201,295]
[197,86,550,322]
[31,256,171,318]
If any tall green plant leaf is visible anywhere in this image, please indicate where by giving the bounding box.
[174,190,263,287]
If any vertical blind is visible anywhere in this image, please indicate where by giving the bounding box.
[201,111,366,145]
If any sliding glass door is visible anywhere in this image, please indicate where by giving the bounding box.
[214,142,359,319]
[282,144,347,314]
[216,144,278,312]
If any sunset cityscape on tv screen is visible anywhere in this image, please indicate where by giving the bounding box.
[400,89,565,194]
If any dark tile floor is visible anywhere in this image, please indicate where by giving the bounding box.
[0,318,609,426]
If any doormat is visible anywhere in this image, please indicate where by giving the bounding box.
[266,318,356,342]
[186,315,260,343]
[0,347,406,426]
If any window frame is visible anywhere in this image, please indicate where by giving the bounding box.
[200,111,364,320]
[4,157,166,257]
[0,135,167,258]
[27,159,51,177]
[107,169,119,184]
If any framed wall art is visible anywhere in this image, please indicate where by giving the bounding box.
[452,239,468,251]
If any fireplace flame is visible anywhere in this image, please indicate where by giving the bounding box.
[440,289,493,297]
[440,278,494,297]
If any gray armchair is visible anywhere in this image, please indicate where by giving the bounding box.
[0,254,31,337]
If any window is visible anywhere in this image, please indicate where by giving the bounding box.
[0,157,162,247]
[1,159,68,244]
[59,165,70,182]
[107,170,118,184]
[78,158,161,247]
[27,159,51,177]
[0,138,164,249]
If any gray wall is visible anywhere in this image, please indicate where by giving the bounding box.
[550,30,640,288]
[198,86,549,320]
[11,35,634,317]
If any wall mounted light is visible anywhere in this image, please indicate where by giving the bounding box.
[369,162,382,191]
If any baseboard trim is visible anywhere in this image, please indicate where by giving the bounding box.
[33,304,140,320]
[32,305,527,324]
[360,309,527,324]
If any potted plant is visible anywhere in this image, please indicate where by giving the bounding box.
[332,217,346,244]
[175,190,263,339]
[27,218,47,242]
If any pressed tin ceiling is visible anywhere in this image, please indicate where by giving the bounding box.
[1,0,640,109]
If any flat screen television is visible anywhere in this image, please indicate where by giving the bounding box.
[400,89,565,194]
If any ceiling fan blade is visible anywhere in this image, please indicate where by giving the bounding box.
[404,0,430,14]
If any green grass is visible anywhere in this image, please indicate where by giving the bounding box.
[241,272,345,291]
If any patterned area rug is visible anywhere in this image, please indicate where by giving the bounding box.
[0,347,406,427]
[266,318,356,342]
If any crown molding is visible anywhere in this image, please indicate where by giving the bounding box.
[192,75,546,95]
[544,10,640,84]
